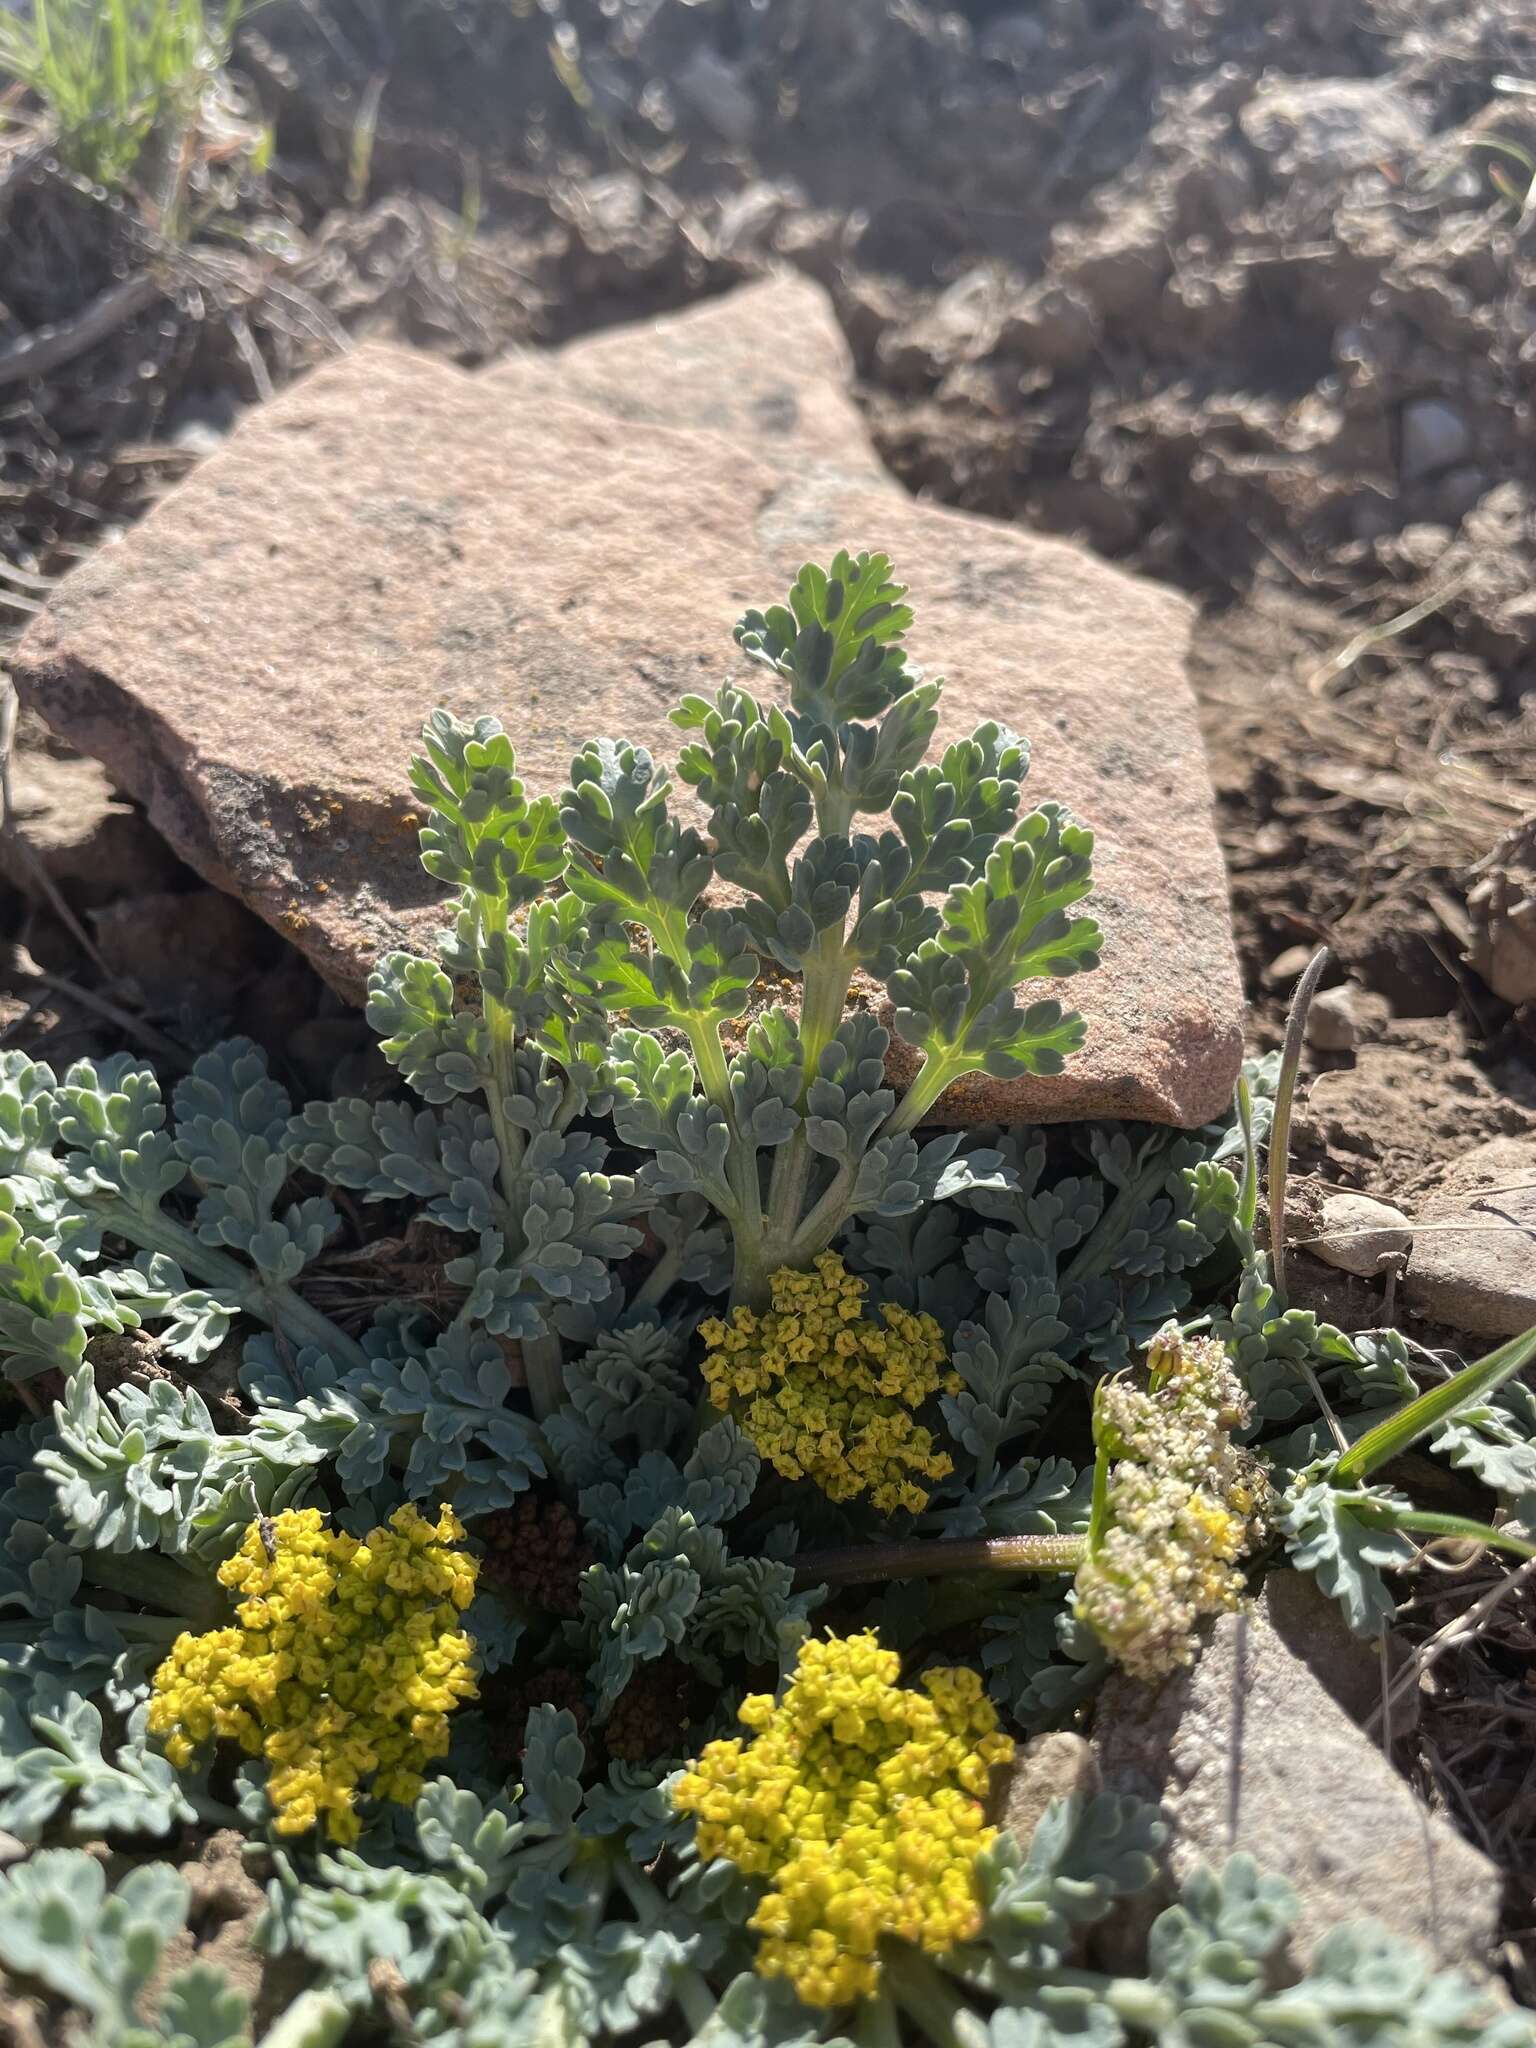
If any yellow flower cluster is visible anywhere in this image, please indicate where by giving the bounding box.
[1073,1323,1271,1681]
[698,1253,957,1514]
[147,1504,478,1842]
[672,1630,1013,2008]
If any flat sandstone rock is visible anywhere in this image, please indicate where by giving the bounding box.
[482,271,885,483]
[1093,1576,1504,1978]
[13,323,1243,1125]
[1404,1135,1536,1337]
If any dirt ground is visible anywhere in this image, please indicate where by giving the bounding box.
[6,0,1536,1996]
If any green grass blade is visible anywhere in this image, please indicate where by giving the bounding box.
[1334,1321,1536,1486]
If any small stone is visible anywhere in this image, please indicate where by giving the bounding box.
[0,1829,24,1869]
[1305,981,1391,1052]
[992,1731,1100,1849]
[1265,942,1316,987]
[1309,1191,1413,1278]
[1400,398,1473,484]
[1093,1574,1503,1975]
[1404,1136,1536,1337]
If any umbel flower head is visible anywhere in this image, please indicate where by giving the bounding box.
[672,1630,1013,2008]
[698,1252,957,1514]
[147,1503,478,1842]
[1073,1322,1271,1681]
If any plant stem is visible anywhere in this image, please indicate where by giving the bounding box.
[1086,1439,1112,1559]
[794,1531,1085,1588]
[784,1158,857,1268]
[854,1991,905,2048]
[96,1198,370,1372]
[687,1010,764,1252]
[85,1548,229,1625]
[485,995,529,1184]
[521,1329,566,1423]
[882,1050,959,1137]
[1269,944,1329,1304]
[1364,1506,1536,1563]
[1234,1071,1259,1240]
[257,1279,371,1371]
[632,1231,688,1310]
[798,929,856,1077]
[763,1125,814,1264]
[881,1947,967,2048]
[673,1969,719,2036]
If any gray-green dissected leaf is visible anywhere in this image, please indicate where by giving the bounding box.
[1277,1474,1418,1635]
[520,1704,586,1832]
[734,550,917,726]
[324,1318,545,1517]
[173,1040,337,1282]
[976,1792,1163,1971]
[368,951,491,1101]
[0,1850,190,2023]
[1431,1378,1536,1498]
[0,1184,89,1383]
[40,1364,327,1555]
[55,1054,185,1213]
[0,1682,195,1842]
[562,737,714,925]
[411,709,565,906]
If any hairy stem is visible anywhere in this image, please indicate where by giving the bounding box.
[798,928,856,1077]
[794,1531,1085,1588]
[687,1010,764,1251]
[85,1549,230,1626]
[1269,945,1329,1304]
[484,995,529,1184]
[1087,1439,1112,1559]
[854,1991,905,2048]
[632,1232,688,1310]
[882,1049,960,1137]
[881,1947,967,2048]
[784,1157,858,1268]
[521,1329,566,1423]
[762,925,855,1267]
[96,1199,370,1372]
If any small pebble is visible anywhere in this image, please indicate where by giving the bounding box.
[1310,1192,1413,1278]
[1305,982,1392,1053]
[1265,942,1316,987]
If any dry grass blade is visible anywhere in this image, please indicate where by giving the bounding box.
[1306,578,1468,697]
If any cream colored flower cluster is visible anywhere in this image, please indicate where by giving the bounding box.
[1073,1323,1270,1680]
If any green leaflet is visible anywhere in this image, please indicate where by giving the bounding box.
[0,1182,89,1381]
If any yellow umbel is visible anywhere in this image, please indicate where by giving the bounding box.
[699,1253,957,1514]
[147,1503,478,1842]
[673,1630,1013,2007]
